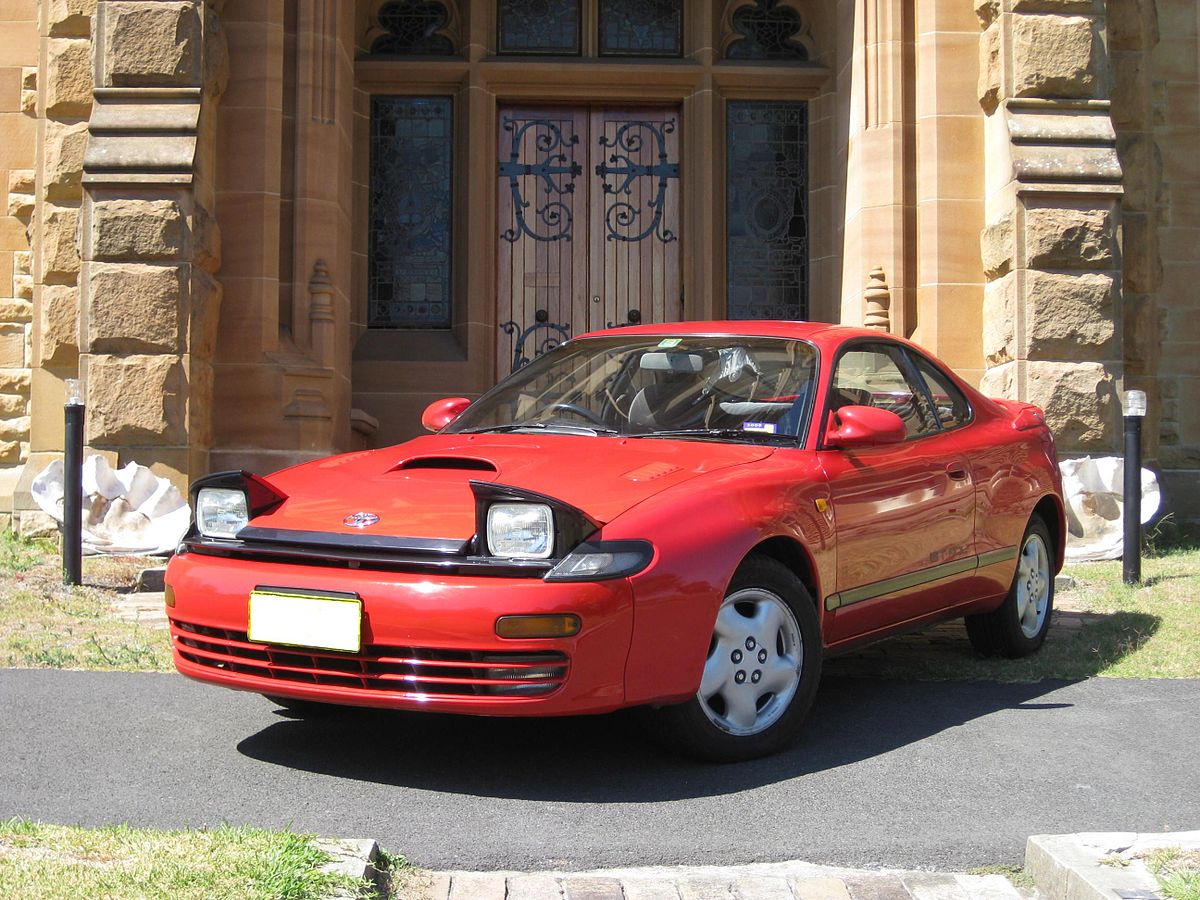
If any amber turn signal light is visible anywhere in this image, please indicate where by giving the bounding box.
[164,584,175,608]
[495,614,581,639]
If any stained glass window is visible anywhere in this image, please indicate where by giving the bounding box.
[369,97,453,329]
[371,0,455,55]
[726,101,808,321]
[726,0,809,61]
[498,0,581,55]
[599,0,682,57]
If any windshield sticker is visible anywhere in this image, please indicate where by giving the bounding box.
[742,422,777,434]
[657,338,682,348]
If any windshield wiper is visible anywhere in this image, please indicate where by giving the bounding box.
[639,428,798,444]
[459,422,618,436]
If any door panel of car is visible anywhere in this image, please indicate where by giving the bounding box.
[817,343,979,642]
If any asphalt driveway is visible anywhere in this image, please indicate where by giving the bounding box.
[1,669,1196,870]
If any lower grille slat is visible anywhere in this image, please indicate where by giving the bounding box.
[171,619,568,699]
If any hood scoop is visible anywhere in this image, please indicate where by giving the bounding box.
[393,456,498,474]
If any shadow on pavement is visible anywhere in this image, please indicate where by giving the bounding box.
[236,675,1079,801]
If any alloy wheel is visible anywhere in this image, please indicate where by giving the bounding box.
[1015,532,1051,639]
[697,588,804,736]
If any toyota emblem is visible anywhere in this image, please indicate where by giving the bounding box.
[343,512,380,528]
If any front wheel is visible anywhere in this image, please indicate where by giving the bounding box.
[645,556,822,763]
[965,516,1055,657]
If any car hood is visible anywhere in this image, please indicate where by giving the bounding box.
[253,434,774,541]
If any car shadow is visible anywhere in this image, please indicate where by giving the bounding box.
[235,675,1080,801]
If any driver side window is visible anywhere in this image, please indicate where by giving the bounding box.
[831,345,939,438]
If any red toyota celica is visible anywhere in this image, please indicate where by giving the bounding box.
[165,322,1064,761]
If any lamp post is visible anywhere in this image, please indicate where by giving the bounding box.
[63,378,84,586]
[1123,389,1146,586]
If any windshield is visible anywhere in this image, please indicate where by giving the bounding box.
[447,335,818,443]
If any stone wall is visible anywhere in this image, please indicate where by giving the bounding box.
[1107,0,1200,510]
[0,1,40,532]
[977,0,1125,455]
[77,0,226,495]
[1108,0,1163,462]
[0,0,96,535]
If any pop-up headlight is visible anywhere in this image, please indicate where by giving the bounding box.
[486,502,555,559]
[196,488,249,538]
[188,470,287,542]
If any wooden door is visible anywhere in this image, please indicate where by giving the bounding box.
[497,105,681,379]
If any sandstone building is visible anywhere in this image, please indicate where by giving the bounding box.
[0,0,1196,531]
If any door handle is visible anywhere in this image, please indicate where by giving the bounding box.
[946,463,969,480]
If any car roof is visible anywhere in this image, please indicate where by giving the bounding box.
[575,320,890,344]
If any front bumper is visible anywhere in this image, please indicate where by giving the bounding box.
[165,551,635,716]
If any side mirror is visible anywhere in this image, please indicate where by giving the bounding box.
[825,405,906,449]
[421,397,471,432]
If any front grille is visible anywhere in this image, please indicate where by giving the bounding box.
[171,620,569,698]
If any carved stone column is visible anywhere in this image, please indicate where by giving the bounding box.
[840,0,914,335]
[79,0,227,491]
[977,0,1124,453]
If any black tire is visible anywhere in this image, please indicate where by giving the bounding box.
[965,516,1055,658]
[643,555,822,763]
[262,694,337,716]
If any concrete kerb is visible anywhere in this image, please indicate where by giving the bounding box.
[315,838,388,899]
[1026,831,1200,900]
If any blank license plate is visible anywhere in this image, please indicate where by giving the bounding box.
[248,588,362,653]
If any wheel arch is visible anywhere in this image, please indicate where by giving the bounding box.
[745,536,821,611]
[1033,494,1066,573]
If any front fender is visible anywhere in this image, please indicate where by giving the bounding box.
[603,452,832,704]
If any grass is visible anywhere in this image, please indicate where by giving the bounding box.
[826,532,1200,682]
[0,819,394,900]
[966,863,1036,890]
[0,531,172,672]
[1,524,1197,681]
[1144,848,1200,900]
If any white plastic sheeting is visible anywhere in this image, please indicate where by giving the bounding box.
[31,455,190,555]
[1061,456,1161,563]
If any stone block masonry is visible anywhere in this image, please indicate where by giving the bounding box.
[976,0,1125,455]
[74,0,227,499]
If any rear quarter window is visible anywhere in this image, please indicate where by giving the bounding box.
[910,354,971,430]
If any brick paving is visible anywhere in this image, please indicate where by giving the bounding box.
[409,868,1027,900]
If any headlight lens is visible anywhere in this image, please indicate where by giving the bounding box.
[196,488,249,538]
[486,503,554,559]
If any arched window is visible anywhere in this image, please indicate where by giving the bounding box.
[370,0,455,55]
[726,0,810,61]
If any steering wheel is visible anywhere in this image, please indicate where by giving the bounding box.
[547,403,609,429]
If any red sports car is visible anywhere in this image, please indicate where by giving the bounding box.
[165,322,1064,761]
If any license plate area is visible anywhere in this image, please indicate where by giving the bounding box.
[248,587,362,653]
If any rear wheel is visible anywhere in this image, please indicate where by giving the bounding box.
[646,556,822,762]
[966,516,1054,657]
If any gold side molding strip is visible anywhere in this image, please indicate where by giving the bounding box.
[824,546,1019,612]
[978,546,1020,567]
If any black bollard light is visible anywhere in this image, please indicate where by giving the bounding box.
[63,378,84,586]
[1122,389,1146,586]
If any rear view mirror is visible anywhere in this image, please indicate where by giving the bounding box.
[824,405,906,449]
[422,397,471,432]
